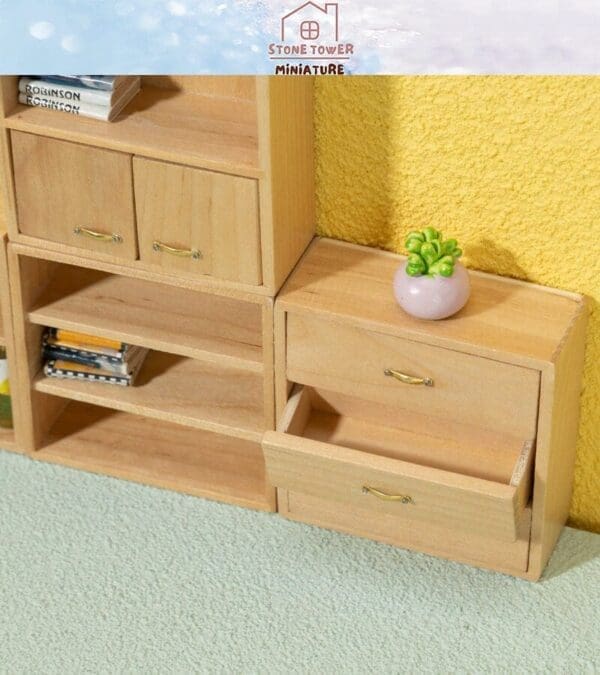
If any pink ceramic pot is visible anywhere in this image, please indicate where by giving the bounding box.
[393,261,471,320]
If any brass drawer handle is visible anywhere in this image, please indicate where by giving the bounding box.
[152,241,202,260]
[384,368,434,387]
[363,486,414,504]
[73,227,123,244]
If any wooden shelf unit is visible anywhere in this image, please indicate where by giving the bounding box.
[0,75,315,296]
[27,263,264,372]
[4,82,261,177]
[7,234,277,509]
[34,351,265,442]
[0,74,589,580]
[0,74,313,508]
[268,238,588,579]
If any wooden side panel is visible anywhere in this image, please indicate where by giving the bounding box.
[528,303,589,579]
[11,132,137,260]
[257,77,315,294]
[0,77,19,118]
[7,248,67,450]
[261,298,277,509]
[0,77,19,238]
[134,157,262,285]
[274,304,289,422]
[0,234,21,451]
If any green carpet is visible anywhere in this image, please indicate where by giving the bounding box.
[1,449,599,673]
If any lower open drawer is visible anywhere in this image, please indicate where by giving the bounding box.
[263,387,534,543]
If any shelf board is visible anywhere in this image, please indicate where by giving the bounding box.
[36,401,273,511]
[4,86,261,177]
[29,267,263,372]
[34,351,264,442]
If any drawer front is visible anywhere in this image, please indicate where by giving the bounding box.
[11,132,137,260]
[280,489,531,574]
[287,314,540,439]
[133,158,262,285]
[264,430,527,542]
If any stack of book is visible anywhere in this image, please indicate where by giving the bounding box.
[18,75,141,122]
[42,328,148,387]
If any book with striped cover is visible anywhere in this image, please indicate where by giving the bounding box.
[43,357,146,386]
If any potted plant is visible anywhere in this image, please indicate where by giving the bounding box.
[393,227,470,320]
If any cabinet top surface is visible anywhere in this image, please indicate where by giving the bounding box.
[278,238,585,367]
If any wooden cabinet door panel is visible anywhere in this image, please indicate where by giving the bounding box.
[134,157,262,285]
[11,131,137,260]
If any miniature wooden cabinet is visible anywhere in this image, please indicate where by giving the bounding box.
[265,238,587,580]
[0,75,314,513]
[1,76,315,295]
[0,75,588,580]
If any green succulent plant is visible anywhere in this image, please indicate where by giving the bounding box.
[405,227,463,277]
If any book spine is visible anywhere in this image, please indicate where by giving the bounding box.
[19,78,111,106]
[19,93,110,121]
[43,346,102,369]
[44,361,130,386]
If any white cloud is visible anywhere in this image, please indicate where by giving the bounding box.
[29,21,55,40]
[163,31,180,46]
[115,2,135,16]
[60,34,81,53]
[167,1,187,16]
[139,13,161,31]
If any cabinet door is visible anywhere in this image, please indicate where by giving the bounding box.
[11,132,137,260]
[133,158,262,285]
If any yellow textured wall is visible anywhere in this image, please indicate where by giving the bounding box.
[315,76,600,532]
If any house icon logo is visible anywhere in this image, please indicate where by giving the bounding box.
[268,1,353,74]
[281,2,339,42]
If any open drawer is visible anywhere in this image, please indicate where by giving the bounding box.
[263,387,534,542]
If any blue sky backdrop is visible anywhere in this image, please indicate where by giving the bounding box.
[0,0,598,74]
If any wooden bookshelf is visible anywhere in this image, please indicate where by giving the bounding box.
[1,75,315,295]
[27,265,264,372]
[37,401,272,511]
[0,74,317,513]
[4,85,261,177]
[34,350,264,442]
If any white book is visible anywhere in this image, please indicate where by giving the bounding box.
[19,77,136,106]
[19,81,139,122]
[19,93,112,120]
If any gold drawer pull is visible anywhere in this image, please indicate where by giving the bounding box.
[363,486,414,504]
[152,241,202,260]
[73,227,123,244]
[384,368,434,387]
